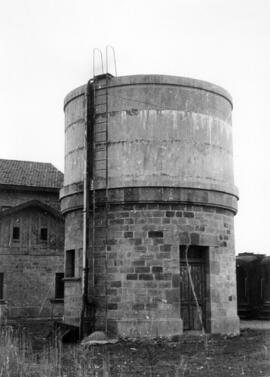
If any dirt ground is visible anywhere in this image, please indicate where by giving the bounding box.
[15,320,270,377]
[59,328,270,377]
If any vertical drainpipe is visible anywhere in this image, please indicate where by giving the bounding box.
[80,79,92,339]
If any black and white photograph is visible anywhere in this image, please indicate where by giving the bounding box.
[0,0,269,375]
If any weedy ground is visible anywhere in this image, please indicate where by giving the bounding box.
[0,323,270,377]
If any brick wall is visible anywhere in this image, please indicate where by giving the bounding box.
[87,203,238,336]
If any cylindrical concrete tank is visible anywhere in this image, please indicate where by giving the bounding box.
[63,75,237,199]
[61,74,239,336]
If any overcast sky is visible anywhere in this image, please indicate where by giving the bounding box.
[0,0,269,254]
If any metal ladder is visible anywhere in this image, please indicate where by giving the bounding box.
[91,47,117,333]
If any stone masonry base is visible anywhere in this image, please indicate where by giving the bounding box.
[62,189,239,337]
[208,316,240,335]
[115,318,183,338]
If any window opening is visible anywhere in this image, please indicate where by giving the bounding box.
[65,250,75,277]
[0,273,4,300]
[40,227,48,241]
[12,226,20,240]
[55,273,64,299]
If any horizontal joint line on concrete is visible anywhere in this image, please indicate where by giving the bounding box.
[65,146,84,158]
[65,118,85,132]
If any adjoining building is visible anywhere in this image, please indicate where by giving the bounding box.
[236,253,270,320]
[0,159,64,323]
[61,74,240,337]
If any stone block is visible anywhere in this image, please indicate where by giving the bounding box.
[155,273,172,280]
[157,252,170,259]
[160,244,171,252]
[148,231,163,238]
[162,218,170,224]
[172,274,180,288]
[133,260,145,266]
[144,281,157,288]
[158,281,172,289]
[152,211,164,217]
[153,238,164,245]
[152,266,163,273]
[116,318,183,338]
[210,260,220,275]
[126,274,137,280]
[190,232,200,245]
[179,232,190,243]
[139,274,153,280]
[111,281,122,288]
[166,289,180,303]
[108,303,118,310]
[134,246,147,253]
[132,303,144,310]
[135,267,150,273]
[209,316,240,335]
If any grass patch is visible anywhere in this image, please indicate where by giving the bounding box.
[0,325,270,376]
[0,326,63,377]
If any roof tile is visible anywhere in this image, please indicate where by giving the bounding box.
[0,159,63,189]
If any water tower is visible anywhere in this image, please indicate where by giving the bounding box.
[60,73,239,337]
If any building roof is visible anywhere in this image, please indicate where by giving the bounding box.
[0,159,63,189]
[0,200,63,220]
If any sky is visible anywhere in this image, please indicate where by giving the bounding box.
[0,0,269,254]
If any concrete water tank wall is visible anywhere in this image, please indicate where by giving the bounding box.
[63,75,237,196]
[61,74,239,336]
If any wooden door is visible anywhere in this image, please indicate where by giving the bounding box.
[180,246,206,330]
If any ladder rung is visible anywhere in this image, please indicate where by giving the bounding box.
[95,121,107,125]
[95,98,107,103]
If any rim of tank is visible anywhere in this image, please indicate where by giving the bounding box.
[63,74,233,110]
